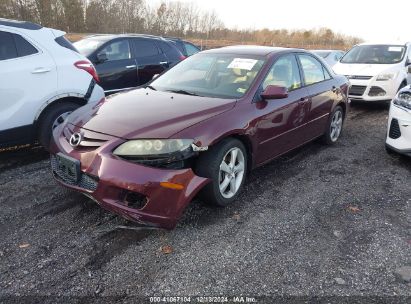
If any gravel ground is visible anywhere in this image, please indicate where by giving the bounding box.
[0,104,410,304]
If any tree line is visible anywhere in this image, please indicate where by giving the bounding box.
[0,0,362,49]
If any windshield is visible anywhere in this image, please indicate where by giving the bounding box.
[73,38,107,56]
[150,53,265,99]
[341,45,406,64]
[313,51,331,59]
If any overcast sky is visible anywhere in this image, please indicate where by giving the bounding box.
[167,0,409,42]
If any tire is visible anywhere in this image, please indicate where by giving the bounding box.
[38,102,79,150]
[322,105,344,145]
[195,138,247,207]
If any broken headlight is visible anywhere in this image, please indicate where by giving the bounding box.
[113,139,197,169]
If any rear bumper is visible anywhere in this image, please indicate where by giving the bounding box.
[88,82,105,105]
[50,126,209,229]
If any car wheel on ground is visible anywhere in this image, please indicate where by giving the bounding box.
[322,106,344,145]
[38,102,79,150]
[195,138,247,207]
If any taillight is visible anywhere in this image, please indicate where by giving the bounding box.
[179,55,187,61]
[74,60,100,82]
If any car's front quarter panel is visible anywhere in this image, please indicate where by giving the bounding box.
[50,122,209,229]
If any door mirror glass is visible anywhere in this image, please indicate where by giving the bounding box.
[97,52,108,63]
[261,85,288,100]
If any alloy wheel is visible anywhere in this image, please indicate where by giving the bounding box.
[218,147,245,199]
[330,110,343,142]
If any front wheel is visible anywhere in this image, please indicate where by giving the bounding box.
[195,138,247,207]
[322,106,344,145]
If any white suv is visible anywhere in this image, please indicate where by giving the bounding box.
[0,19,104,150]
[333,42,411,103]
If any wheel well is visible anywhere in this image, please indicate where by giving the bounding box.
[229,134,254,172]
[337,102,347,118]
[34,96,86,138]
[35,97,86,126]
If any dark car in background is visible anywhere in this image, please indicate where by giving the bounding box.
[74,34,185,94]
[165,37,200,57]
[51,46,349,229]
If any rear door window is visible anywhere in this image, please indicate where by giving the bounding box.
[13,34,38,57]
[0,31,18,60]
[131,39,160,58]
[98,40,131,61]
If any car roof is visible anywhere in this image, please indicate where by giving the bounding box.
[203,45,304,56]
[0,18,42,30]
[82,34,169,42]
[358,41,411,46]
[312,49,344,52]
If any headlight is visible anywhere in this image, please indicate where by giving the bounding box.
[114,139,193,156]
[393,92,411,110]
[376,73,395,81]
[113,139,196,169]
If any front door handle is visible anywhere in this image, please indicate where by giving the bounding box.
[126,65,137,69]
[31,67,51,74]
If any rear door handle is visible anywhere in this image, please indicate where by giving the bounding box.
[126,65,137,69]
[159,61,168,65]
[31,67,51,74]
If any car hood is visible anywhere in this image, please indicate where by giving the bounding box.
[333,62,399,76]
[69,88,236,139]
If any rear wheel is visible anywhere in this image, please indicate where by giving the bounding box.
[38,102,79,150]
[322,106,344,145]
[195,138,247,207]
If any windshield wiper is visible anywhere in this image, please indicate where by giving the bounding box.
[146,85,157,91]
[166,89,199,96]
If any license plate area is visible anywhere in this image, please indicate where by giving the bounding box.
[56,152,81,183]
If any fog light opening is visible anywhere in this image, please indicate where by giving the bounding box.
[123,191,148,209]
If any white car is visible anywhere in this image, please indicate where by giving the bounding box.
[0,19,104,150]
[386,85,411,157]
[312,50,345,67]
[333,42,411,103]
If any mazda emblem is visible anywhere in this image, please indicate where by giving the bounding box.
[69,133,82,147]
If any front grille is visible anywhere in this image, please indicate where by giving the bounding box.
[389,119,401,139]
[368,86,386,97]
[64,125,109,149]
[346,75,373,80]
[51,155,98,191]
[349,85,367,96]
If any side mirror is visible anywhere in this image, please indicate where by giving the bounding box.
[97,52,108,63]
[408,65,411,74]
[261,85,288,100]
[405,58,411,66]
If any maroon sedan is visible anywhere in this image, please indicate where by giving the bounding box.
[50,46,349,229]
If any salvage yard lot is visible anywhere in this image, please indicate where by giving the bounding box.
[0,104,410,302]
